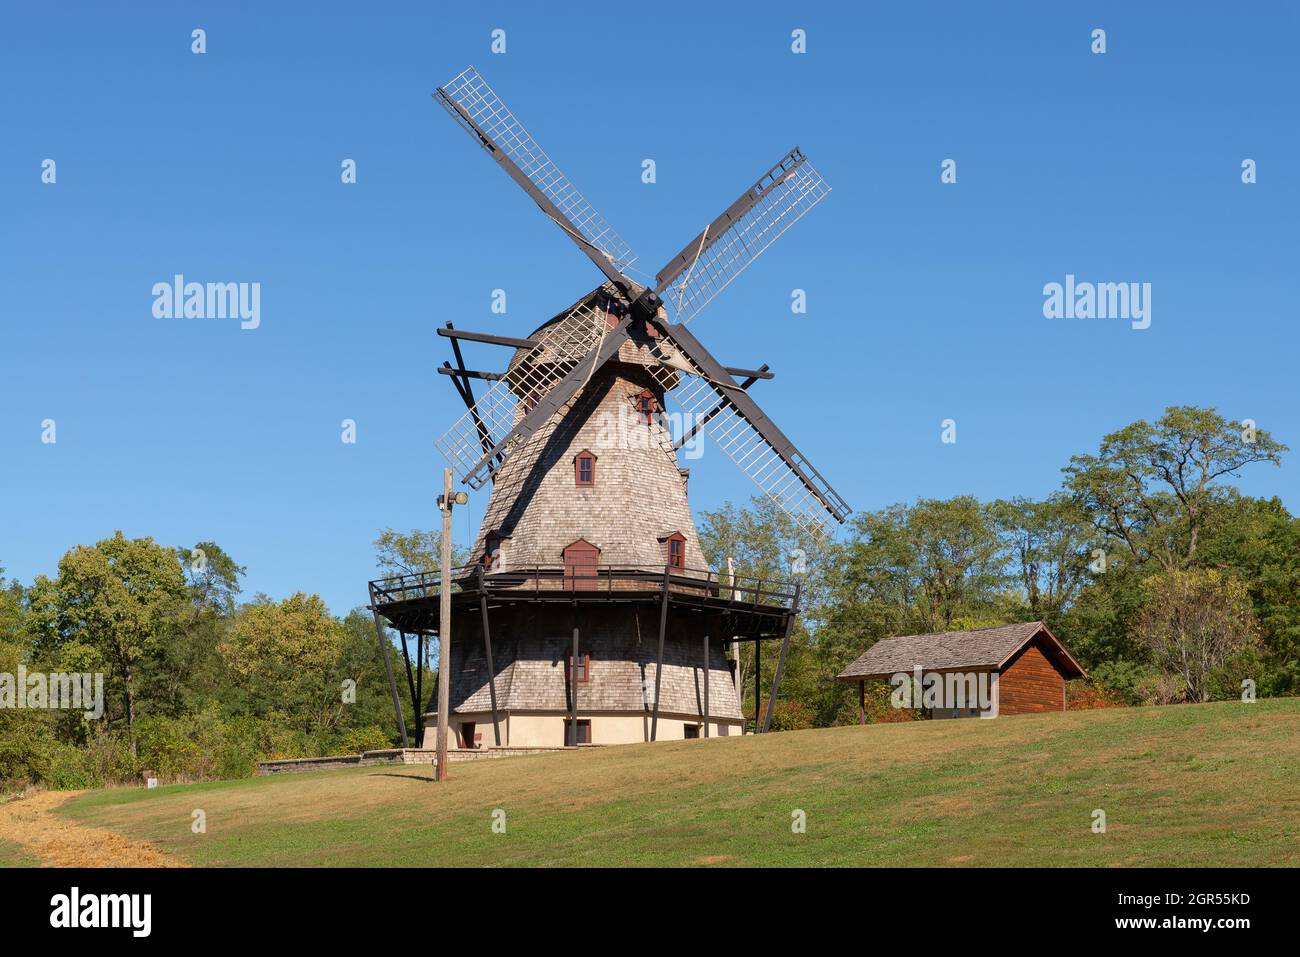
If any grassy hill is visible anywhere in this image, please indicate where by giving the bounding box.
[25,699,1300,866]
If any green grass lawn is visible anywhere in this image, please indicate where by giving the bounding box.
[59,699,1300,866]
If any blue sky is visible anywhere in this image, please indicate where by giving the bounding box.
[2,1,1297,615]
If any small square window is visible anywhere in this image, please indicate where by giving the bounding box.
[574,451,596,486]
[566,719,591,745]
[683,724,700,739]
[566,651,590,683]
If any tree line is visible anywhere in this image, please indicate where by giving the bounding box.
[0,532,439,790]
[698,406,1294,727]
[1,405,1293,789]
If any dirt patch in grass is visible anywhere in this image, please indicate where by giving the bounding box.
[0,789,185,868]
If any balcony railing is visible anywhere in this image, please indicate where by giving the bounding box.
[368,563,799,611]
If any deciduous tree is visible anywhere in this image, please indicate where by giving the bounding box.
[1131,568,1258,702]
[1064,406,1285,569]
[27,532,187,753]
[220,593,349,736]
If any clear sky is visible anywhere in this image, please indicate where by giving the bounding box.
[3,1,1297,615]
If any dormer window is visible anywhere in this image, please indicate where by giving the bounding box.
[482,531,507,572]
[574,449,596,487]
[659,531,686,570]
[637,389,656,425]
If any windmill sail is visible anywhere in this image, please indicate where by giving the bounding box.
[647,321,850,534]
[432,70,847,526]
[435,66,637,288]
[654,148,830,325]
[434,293,629,489]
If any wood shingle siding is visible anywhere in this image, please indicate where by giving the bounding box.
[469,361,703,572]
[444,604,742,719]
[997,639,1067,714]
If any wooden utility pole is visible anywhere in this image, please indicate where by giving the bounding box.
[726,556,740,729]
[435,468,453,782]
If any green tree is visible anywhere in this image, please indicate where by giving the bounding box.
[1197,494,1300,693]
[989,494,1094,625]
[0,561,24,643]
[27,532,187,753]
[220,593,349,737]
[373,528,467,578]
[844,497,1005,634]
[337,608,407,744]
[143,542,246,717]
[1131,568,1259,702]
[1064,406,1285,570]
[0,620,60,787]
[1057,559,1149,672]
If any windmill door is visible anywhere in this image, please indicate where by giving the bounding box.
[563,540,600,590]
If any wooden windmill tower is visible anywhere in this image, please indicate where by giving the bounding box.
[368,66,850,749]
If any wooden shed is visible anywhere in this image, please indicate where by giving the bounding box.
[837,621,1086,720]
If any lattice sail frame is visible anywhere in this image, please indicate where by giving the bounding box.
[644,342,850,538]
[657,160,830,325]
[434,297,613,489]
[436,66,638,273]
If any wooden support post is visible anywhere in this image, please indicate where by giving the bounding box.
[858,679,866,726]
[415,631,425,741]
[435,468,452,782]
[650,565,670,742]
[478,566,501,747]
[369,602,409,748]
[702,628,710,737]
[397,631,422,744]
[753,639,761,734]
[569,622,580,745]
[761,583,800,734]
[641,662,650,743]
[727,557,740,703]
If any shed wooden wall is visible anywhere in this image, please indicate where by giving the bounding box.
[997,639,1066,714]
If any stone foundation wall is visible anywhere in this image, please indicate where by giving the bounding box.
[255,745,573,776]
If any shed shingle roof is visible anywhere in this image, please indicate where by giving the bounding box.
[836,621,1086,680]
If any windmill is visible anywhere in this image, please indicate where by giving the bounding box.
[367,66,850,751]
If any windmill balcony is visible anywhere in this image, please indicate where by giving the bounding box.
[366,562,800,638]
[370,563,797,606]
